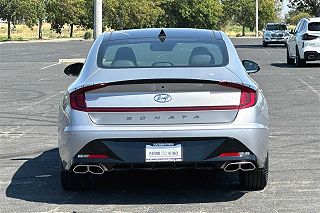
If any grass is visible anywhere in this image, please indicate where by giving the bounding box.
[222,25,257,37]
[0,22,92,41]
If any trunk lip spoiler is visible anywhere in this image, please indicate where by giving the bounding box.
[69,79,257,93]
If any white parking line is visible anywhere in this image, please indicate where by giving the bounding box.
[298,78,320,99]
[306,74,314,79]
[263,50,270,55]
[17,91,65,111]
[41,62,60,70]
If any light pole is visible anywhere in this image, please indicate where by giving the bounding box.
[94,0,103,40]
[255,0,259,37]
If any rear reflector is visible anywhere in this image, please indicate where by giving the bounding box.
[88,154,108,159]
[77,154,109,159]
[219,152,241,157]
[70,82,257,112]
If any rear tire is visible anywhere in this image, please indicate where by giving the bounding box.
[287,47,295,65]
[60,160,91,191]
[239,155,268,191]
[61,170,91,191]
[295,47,306,67]
[263,41,267,47]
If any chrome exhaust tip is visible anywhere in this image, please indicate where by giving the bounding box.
[308,55,315,60]
[239,162,256,171]
[223,162,256,172]
[88,165,105,175]
[73,165,89,174]
[224,162,240,172]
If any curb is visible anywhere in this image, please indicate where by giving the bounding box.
[0,38,93,44]
[59,58,85,64]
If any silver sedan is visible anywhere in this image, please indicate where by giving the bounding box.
[58,28,269,191]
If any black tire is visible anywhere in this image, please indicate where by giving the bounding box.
[295,47,306,67]
[60,160,91,191]
[239,155,268,191]
[263,41,267,47]
[287,47,295,65]
[61,170,91,191]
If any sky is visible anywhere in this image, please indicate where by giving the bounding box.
[281,0,290,18]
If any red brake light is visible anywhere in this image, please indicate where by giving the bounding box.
[219,82,257,109]
[70,84,107,112]
[239,89,257,109]
[302,33,318,40]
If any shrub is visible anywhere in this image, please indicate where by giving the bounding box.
[84,31,92,40]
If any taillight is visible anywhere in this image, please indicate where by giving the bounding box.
[302,33,318,40]
[70,84,107,111]
[219,82,257,109]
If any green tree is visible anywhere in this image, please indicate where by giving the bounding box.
[103,0,164,30]
[222,0,277,36]
[21,0,46,39]
[158,0,222,29]
[286,11,311,25]
[46,0,86,37]
[0,0,24,40]
[288,0,320,17]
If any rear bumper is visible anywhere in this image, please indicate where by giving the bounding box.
[69,137,257,171]
[59,123,268,170]
[304,51,320,61]
[264,37,287,44]
[301,45,320,60]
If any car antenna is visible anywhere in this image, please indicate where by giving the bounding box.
[158,29,166,42]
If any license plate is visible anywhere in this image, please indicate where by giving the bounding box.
[145,143,182,162]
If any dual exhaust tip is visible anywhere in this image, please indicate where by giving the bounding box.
[223,161,256,172]
[74,162,255,174]
[73,165,105,175]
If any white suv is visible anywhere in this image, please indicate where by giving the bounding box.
[287,17,320,67]
[262,23,289,47]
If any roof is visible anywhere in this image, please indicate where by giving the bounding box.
[307,17,320,22]
[103,28,222,42]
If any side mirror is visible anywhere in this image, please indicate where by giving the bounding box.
[64,63,84,76]
[242,60,260,74]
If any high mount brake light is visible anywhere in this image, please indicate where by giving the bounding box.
[70,82,257,112]
[302,33,318,40]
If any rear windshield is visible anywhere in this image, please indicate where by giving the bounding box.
[308,22,320,31]
[266,24,287,30]
[97,38,229,68]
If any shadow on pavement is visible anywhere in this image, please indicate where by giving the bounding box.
[6,149,245,204]
[271,62,320,68]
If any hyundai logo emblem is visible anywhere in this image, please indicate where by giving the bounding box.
[154,94,172,103]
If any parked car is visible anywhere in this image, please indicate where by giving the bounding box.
[287,17,320,67]
[59,28,269,191]
[262,23,289,47]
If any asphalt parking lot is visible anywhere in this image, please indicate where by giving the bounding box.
[0,38,320,212]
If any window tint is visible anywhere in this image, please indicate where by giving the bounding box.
[266,24,287,30]
[308,22,320,31]
[97,38,229,68]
